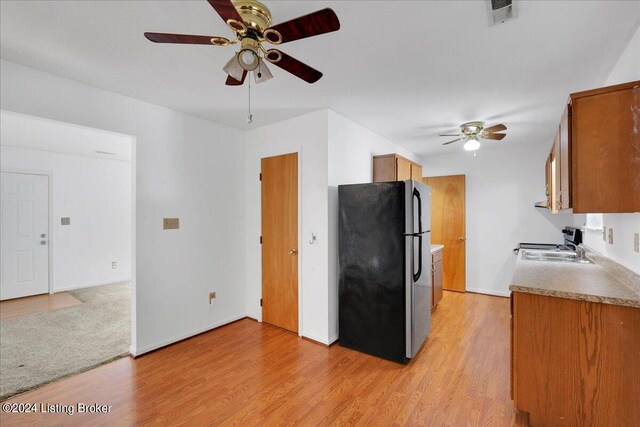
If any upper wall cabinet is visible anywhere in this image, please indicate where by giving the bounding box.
[373,154,423,183]
[546,81,640,214]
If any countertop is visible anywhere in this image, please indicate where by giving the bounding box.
[431,244,444,254]
[509,250,640,308]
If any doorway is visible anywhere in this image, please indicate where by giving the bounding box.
[423,175,466,292]
[1,171,50,300]
[261,152,298,333]
[0,110,135,399]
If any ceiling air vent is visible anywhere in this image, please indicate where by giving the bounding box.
[488,0,517,25]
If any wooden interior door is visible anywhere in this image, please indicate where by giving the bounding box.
[261,153,298,333]
[423,175,466,292]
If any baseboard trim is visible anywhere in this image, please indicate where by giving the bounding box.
[466,287,511,298]
[55,279,132,292]
[300,331,336,346]
[301,335,331,348]
[132,314,247,357]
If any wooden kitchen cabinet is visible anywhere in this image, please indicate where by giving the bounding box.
[431,249,443,310]
[373,154,423,183]
[544,154,552,209]
[559,104,571,210]
[549,135,561,213]
[411,164,422,182]
[511,291,640,426]
[544,80,640,213]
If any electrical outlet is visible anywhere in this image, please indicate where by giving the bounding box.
[634,233,639,253]
[209,292,216,305]
[112,261,118,269]
[163,218,179,230]
[608,228,614,244]
[602,227,606,241]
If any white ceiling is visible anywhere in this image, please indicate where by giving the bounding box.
[0,110,133,162]
[1,1,638,155]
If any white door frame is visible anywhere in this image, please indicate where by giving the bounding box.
[0,168,54,295]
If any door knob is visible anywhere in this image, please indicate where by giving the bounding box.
[458,237,466,242]
[40,240,47,245]
[40,233,46,238]
[288,249,298,255]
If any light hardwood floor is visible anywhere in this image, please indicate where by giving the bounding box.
[0,292,82,320]
[0,291,526,426]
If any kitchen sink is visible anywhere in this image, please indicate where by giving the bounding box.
[521,250,594,264]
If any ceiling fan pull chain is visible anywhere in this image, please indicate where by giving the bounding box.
[247,75,253,124]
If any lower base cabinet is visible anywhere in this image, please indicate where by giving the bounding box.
[431,250,443,309]
[511,291,640,426]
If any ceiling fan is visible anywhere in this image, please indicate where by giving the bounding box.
[439,121,507,151]
[144,0,340,85]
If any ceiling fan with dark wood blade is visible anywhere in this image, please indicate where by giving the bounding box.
[439,121,507,151]
[144,0,340,85]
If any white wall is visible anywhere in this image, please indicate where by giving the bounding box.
[421,142,568,296]
[0,59,247,355]
[577,25,640,274]
[1,146,132,290]
[244,110,331,344]
[327,110,420,186]
[327,110,421,340]
[244,109,420,344]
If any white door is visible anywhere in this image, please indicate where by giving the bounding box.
[1,172,49,300]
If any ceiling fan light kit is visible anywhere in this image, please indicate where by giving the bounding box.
[463,136,481,151]
[144,0,340,85]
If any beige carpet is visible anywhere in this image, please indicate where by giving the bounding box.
[0,282,131,399]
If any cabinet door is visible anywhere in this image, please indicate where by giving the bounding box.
[559,104,571,210]
[545,155,552,208]
[433,259,443,307]
[411,164,423,182]
[397,158,412,181]
[550,137,561,214]
[372,156,397,182]
[431,269,435,309]
[572,84,640,212]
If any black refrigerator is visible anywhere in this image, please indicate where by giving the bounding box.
[338,180,431,364]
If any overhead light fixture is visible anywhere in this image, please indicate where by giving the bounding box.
[224,46,271,84]
[463,136,481,151]
[223,55,245,81]
[238,48,259,71]
[254,59,273,83]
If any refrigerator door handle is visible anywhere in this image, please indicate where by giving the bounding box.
[413,187,422,234]
[413,235,422,282]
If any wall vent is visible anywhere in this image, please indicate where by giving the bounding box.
[488,0,517,25]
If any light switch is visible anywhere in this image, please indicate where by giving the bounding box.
[61,217,71,226]
[163,218,179,230]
